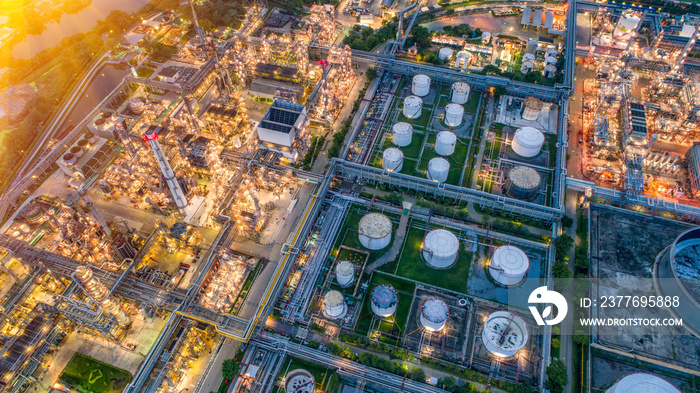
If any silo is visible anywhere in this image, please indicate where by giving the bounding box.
[481,32,491,44]
[544,64,557,78]
[428,157,450,183]
[523,53,536,62]
[77,139,89,149]
[521,97,543,121]
[420,298,449,332]
[403,95,423,119]
[422,229,460,268]
[435,131,457,156]
[335,260,355,287]
[489,246,530,286]
[438,47,454,61]
[526,38,538,53]
[382,148,404,172]
[412,74,431,97]
[506,166,541,201]
[455,51,473,69]
[512,127,545,157]
[605,373,681,393]
[392,122,413,147]
[84,131,99,144]
[451,82,470,104]
[285,369,316,393]
[371,284,398,318]
[545,55,557,66]
[358,212,393,250]
[62,153,77,166]
[444,104,464,128]
[70,145,85,158]
[323,290,347,319]
[520,60,535,74]
[481,311,529,358]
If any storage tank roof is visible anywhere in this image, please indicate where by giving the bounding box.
[607,373,681,393]
[424,229,459,258]
[445,103,464,115]
[452,82,470,92]
[393,122,413,135]
[372,285,398,308]
[405,95,422,106]
[482,311,529,357]
[383,147,404,161]
[509,166,541,189]
[422,298,449,323]
[428,157,450,171]
[515,127,545,147]
[437,131,457,143]
[524,96,543,110]
[359,213,392,239]
[325,290,345,307]
[336,260,355,276]
[491,246,530,276]
[414,74,430,83]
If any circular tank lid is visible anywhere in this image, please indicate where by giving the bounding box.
[524,96,543,110]
[428,157,450,172]
[482,311,529,356]
[413,74,430,84]
[670,227,700,304]
[515,127,545,147]
[404,95,423,106]
[336,260,355,276]
[437,131,457,144]
[544,64,557,71]
[324,290,345,307]
[63,153,75,161]
[70,146,82,153]
[491,246,530,276]
[523,53,536,61]
[77,139,89,147]
[371,284,398,308]
[452,82,470,92]
[607,373,681,393]
[358,213,392,239]
[424,229,459,258]
[509,166,541,189]
[439,47,454,55]
[393,122,413,135]
[383,147,404,162]
[422,298,449,323]
[94,118,106,125]
[445,103,465,115]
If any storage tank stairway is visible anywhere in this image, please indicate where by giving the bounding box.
[365,203,411,273]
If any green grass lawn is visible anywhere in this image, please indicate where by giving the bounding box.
[417,136,470,186]
[355,272,416,337]
[394,225,472,293]
[463,91,482,113]
[59,353,132,393]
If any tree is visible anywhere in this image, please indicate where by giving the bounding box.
[552,338,560,349]
[493,86,507,97]
[553,259,572,279]
[439,376,457,392]
[553,235,574,259]
[561,216,573,228]
[445,8,456,16]
[474,27,482,38]
[545,360,568,393]
[407,367,426,382]
[483,64,501,75]
[221,359,240,380]
[573,334,590,345]
[411,25,432,49]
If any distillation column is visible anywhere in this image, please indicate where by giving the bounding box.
[77,188,111,236]
[143,128,188,210]
[74,266,132,327]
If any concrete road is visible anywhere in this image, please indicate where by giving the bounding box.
[195,338,240,393]
[559,188,580,393]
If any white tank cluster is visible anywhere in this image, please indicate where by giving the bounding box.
[323,290,347,319]
[392,122,413,147]
[412,74,431,97]
[371,284,398,318]
[382,147,404,172]
[522,97,543,121]
[428,157,450,183]
[435,131,457,156]
[438,47,454,61]
[335,260,355,287]
[512,127,545,157]
[605,373,681,393]
[444,103,464,128]
[422,229,460,268]
[420,298,449,332]
[481,311,529,358]
[285,369,315,393]
[403,95,423,119]
[455,51,472,70]
[489,246,530,286]
[358,212,393,250]
[450,82,470,104]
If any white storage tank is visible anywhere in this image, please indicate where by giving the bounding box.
[520,60,535,74]
[392,122,413,147]
[84,131,99,144]
[489,246,530,286]
[412,74,431,97]
[444,104,464,128]
[544,64,557,78]
[371,284,398,318]
[62,153,77,166]
[523,53,536,62]
[323,290,347,319]
[422,229,460,268]
[435,131,457,156]
[455,51,472,69]
[428,157,450,183]
[70,145,84,158]
[545,55,557,66]
[382,147,404,172]
[481,32,491,44]
[285,369,315,393]
[605,374,681,393]
[450,82,470,105]
[403,95,423,119]
[481,311,529,358]
[420,298,449,332]
[546,47,559,57]
[438,47,454,61]
[512,127,545,157]
[522,97,543,121]
[335,260,355,287]
[358,212,393,250]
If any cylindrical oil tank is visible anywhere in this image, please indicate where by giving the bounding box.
[482,311,529,358]
[444,104,464,128]
[128,98,146,114]
[522,97,543,121]
[422,229,459,268]
[70,145,84,158]
[420,298,449,332]
[285,369,316,393]
[489,246,530,286]
[358,212,392,250]
[382,147,404,172]
[403,95,423,119]
[481,31,491,44]
[520,60,534,74]
[392,122,413,147]
[412,74,431,97]
[455,51,472,69]
[438,47,454,61]
[85,131,99,144]
[77,138,89,149]
[63,153,77,166]
[435,131,457,156]
[371,284,398,318]
[335,260,355,287]
[323,290,347,319]
[428,157,450,183]
[512,127,545,157]
[545,55,557,66]
[546,47,558,57]
[526,38,538,53]
[93,117,107,132]
[523,53,536,62]
[507,166,541,201]
[605,374,681,393]
[451,82,470,105]
[544,64,557,78]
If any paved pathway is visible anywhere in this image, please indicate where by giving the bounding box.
[366,204,411,273]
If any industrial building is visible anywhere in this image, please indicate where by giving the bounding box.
[256,100,309,160]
